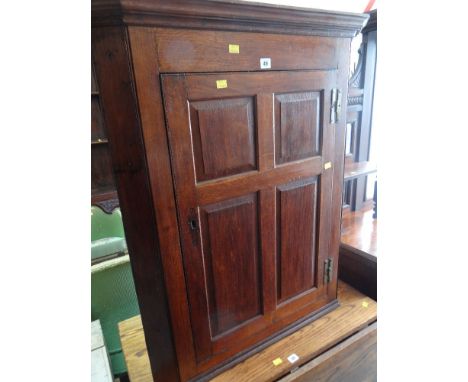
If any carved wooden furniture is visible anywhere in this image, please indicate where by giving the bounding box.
[92,1,367,380]
[91,62,119,208]
[343,10,377,212]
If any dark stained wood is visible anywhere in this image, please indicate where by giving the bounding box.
[161,74,214,367]
[91,190,118,206]
[91,96,106,141]
[91,143,115,193]
[92,0,369,38]
[279,322,377,382]
[92,26,180,382]
[91,59,118,204]
[189,97,257,182]
[160,69,338,378]
[201,193,261,337]
[275,92,321,165]
[339,243,377,301]
[197,157,322,206]
[91,62,99,93]
[183,70,334,99]
[327,37,352,302]
[126,27,197,382]
[277,177,317,302]
[92,2,368,380]
[156,29,340,73]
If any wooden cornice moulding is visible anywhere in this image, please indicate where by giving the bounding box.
[92,0,369,37]
[362,9,377,33]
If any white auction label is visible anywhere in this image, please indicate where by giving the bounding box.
[260,58,271,69]
[287,353,299,364]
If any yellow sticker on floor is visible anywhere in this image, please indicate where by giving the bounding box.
[216,79,228,89]
[272,357,283,366]
[228,44,240,54]
[362,301,369,308]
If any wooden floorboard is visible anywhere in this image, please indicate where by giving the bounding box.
[278,322,377,382]
[118,281,376,382]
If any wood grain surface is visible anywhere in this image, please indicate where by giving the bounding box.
[278,322,377,382]
[93,3,368,379]
[92,0,369,37]
[119,281,376,382]
[160,70,339,377]
[155,29,339,73]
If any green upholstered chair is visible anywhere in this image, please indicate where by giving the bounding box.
[91,207,127,261]
[91,207,140,376]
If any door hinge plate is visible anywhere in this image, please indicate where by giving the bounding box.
[324,258,334,284]
[330,88,342,124]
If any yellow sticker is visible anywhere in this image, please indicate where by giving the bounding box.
[216,79,228,89]
[272,358,283,366]
[324,161,332,170]
[362,301,369,308]
[228,44,240,54]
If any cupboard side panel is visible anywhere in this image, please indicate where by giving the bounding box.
[93,26,180,381]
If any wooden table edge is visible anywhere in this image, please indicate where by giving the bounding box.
[118,280,377,382]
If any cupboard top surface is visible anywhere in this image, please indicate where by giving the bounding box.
[92,0,368,37]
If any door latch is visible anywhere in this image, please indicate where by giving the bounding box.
[324,258,334,284]
[330,88,342,124]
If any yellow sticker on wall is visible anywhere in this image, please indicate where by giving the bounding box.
[272,358,283,366]
[228,44,240,54]
[216,80,228,89]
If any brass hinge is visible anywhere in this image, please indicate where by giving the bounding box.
[324,258,334,284]
[330,88,342,124]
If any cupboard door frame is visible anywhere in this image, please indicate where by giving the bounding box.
[161,70,341,376]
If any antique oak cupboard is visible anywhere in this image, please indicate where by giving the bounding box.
[92,1,368,380]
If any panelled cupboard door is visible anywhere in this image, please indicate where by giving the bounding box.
[162,71,339,376]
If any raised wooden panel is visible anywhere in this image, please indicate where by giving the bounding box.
[200,193,262,337]
[190,97,257,182]
[274,91,322,165]
[277,177,318,303]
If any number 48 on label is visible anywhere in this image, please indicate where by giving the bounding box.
[260,58,271,69]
